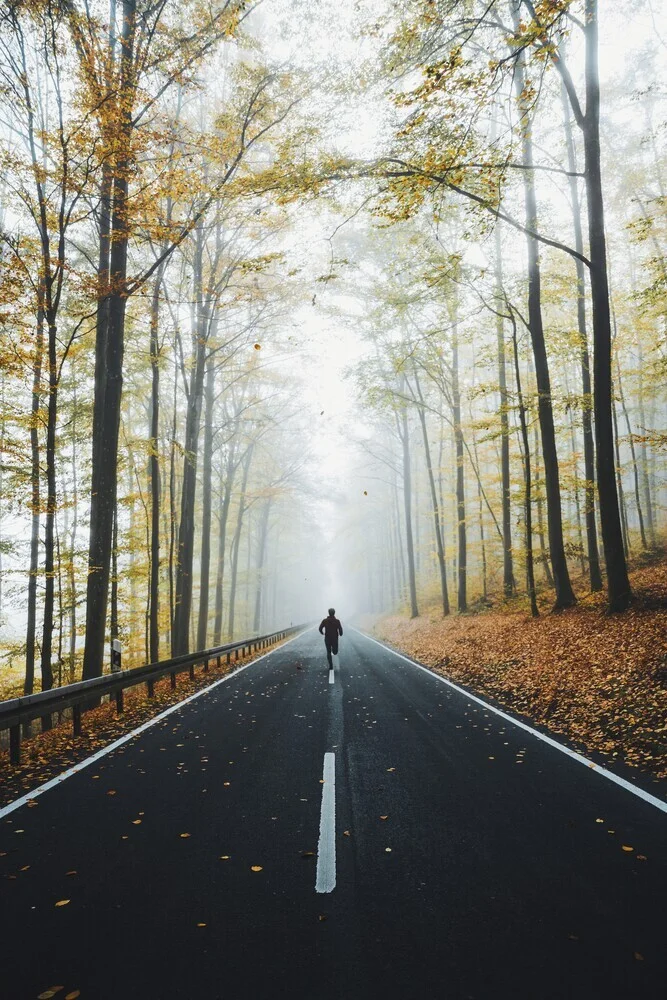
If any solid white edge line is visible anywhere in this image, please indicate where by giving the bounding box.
[328,669,334,685]
[315,751,336,893]
[0,627,314,821]
[350,626,667,816]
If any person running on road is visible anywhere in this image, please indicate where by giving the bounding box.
[319,608,343,668]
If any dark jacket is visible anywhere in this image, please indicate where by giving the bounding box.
[319,615,343,639]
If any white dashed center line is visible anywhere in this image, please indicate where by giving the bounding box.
[315,752,336,893]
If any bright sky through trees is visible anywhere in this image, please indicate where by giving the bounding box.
[0,0,664,694]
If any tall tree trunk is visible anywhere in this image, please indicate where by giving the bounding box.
[213,442,236,645]
[168,356,178,646]
[392,475,407,603]
[451,317,467,612]
[581,0,632,609]
[494,226,514,597]
[25,305,45,696]
[253,497,272,633]
[196,361,215,649]
[172,228,209,656]
[68,379,78,680]
[40,313,58,703]
[512,5,575,609]
[414,377,449,615]
[227,445,253,640]
[616,355,647,549]
[148,268,164,662]
[636,342,655,546]
[568,396,587,577]
[397,399,418,618]
[510,310,538,617]
[611,386,630,559]
[82,0,137,679]
[561,78,603,591]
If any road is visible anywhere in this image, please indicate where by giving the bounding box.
[2,627,666,1000]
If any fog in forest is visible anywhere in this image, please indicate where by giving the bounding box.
[0,0,664,693]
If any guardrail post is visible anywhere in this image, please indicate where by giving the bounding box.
[235,648,239,661]
[116,688,124,714]
[9,724,20,765]
[146,680,154,698]
[189,663,195,680]
[203,658,209,672]
[170,671,176,689]
[217,656,221,669]
[226,652,231,665]
[73,703,82,737]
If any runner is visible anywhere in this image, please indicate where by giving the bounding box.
[319,608,343,669]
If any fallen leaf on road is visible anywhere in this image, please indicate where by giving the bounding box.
[106,790,116,796]
[343,830,350,837]
[66,871,77,876]
[251,866,263,872]
[622,845,634,852]
[380,816,388,821]
[27,800,38,808]
[54,899,70,907]
[386,768,395,772]
[197,922,206,927]
[132,820,141,825]
[180,833,191,838]
[220,856,230,860]
[385,847,392,852]
[20,865,30,871]
[318,914,327,922]
[301,851,315,858]
[595,818,604,823]
[65,992,80,999]
[634,952,644,961]
[637,854,648,861]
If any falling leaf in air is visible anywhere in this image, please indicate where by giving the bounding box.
[251,865,263,872]
[55,899,70,907]
[622,845,634,852]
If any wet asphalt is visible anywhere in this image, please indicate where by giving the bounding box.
[1,626,666,1000]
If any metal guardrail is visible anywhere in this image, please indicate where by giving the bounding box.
[0,624,306,765]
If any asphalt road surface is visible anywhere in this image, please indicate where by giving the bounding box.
[2,627,666,1000]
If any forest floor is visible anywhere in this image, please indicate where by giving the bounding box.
[0,642,284,807]
[366,557,667,782]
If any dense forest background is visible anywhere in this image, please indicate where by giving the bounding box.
[0,0,664,700]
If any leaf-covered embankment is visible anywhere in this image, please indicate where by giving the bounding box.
[370,561,667,781]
